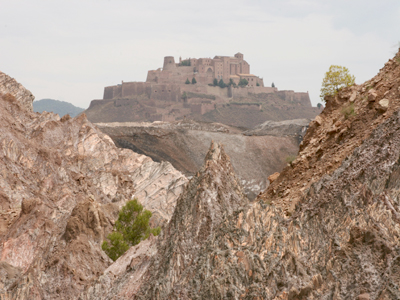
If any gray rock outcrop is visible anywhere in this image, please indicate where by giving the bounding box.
[97,120,300,200]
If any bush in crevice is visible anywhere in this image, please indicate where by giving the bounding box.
[102,199,160,261]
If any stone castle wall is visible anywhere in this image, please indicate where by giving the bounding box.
[98,53,313,123]
[276,90,311,106]
[232,86,277,98]
[104,82,181,102]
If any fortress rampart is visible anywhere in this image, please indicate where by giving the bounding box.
[94,53,314,124]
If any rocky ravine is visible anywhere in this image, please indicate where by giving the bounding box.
[84,51,400,299]
[0,71,187,299]
[96,119,307,199]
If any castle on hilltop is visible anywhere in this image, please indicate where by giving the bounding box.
[92,53,315,125]
[146,53,264,87]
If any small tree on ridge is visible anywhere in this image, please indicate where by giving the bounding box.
[102,199,160,261]
[320,65,355,103]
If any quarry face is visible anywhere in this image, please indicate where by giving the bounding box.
[95,119,308,200]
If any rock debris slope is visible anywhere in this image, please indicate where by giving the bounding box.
[86,51,400,299]
[0,71,186,299]
[97,120,302,200]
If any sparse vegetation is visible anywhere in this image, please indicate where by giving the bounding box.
[180,59,191,66]
[102,199,161,261]
[341,103,356,119]
[181,92,188,101]
[229,101,262,106]
[218,79,227,88]
[320,65,355,102]
[285,155,297,164]
[186,92,215,100]
[238,78,248,87]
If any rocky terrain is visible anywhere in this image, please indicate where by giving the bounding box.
[0,71,186,299]
[84,51,400,299]
[2,50,400,300]
[85,92,321,129]
[96,119,307,199]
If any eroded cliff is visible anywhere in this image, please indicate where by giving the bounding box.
[0,71,187,299]
[96,119,305,200]
[84,52,400,299]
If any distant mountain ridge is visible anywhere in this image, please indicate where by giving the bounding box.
[33,98,84,117]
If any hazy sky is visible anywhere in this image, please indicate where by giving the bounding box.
[1,0,399,108]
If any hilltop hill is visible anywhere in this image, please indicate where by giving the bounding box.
[85,53,321,128]
[33,98,84,117]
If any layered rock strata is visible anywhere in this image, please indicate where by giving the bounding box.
[0,71,186,299]
[83,142,249,299]
[97,120,301,199]
[84,51,400,299]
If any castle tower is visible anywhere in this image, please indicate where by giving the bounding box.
[234,52,244,61]
[163,56,177,71]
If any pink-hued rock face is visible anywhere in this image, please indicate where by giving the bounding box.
[1,234,34,271]
[0,71,187,299]
[85,52,400,299]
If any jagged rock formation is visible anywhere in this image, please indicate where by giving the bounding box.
[84,52,400,299]
[82,142,249,299]
[0,71,186,299]
[0,72,34,112]
[4,50,400,299]
[96,119,301,199]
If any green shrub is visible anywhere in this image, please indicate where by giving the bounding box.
[238,78,248,87]
[185,78,190,84]
[341,103,356,119]
[285,155,297,164]
[180,59,191,66]
[102,199,160,261]
[181,92,188,101]
[192,77,197,84]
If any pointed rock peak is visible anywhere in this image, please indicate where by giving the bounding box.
[201,141,235,175]
[0,71,34,112]
[192,141,247,214]
[136,142,248,298]
[204,140,222,162]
